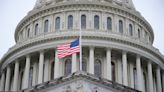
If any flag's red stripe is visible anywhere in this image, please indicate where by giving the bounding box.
[57,43,80,58]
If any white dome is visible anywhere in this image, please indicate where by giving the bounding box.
[34,0,54,8]
[34,0,135,9]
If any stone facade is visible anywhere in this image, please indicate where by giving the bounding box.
[0,0,164,92]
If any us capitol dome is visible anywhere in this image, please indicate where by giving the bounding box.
[0,0,164,92]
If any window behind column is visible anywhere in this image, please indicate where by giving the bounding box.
[133,68,138,89]
[51,61,54,80]
[68,15,73,30]
[55,17,60,31]
[94,59,101,77]
[143,72,148,92]
[82,58,87,72]
[28,67,33,87]
[111,62,115,81]
[65,59,72,75]
[94,15,99,30]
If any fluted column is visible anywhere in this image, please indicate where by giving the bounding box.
[5,66,11,91]
[148,62,154,92]
[44,59,49,82]
[122,51,128,86]
[23,55,30,89]
[0,72,5,91]
[156,66,162,92]
[162,72,164,92]
[117,59,122,84]
[38,51,44,84]
[89,47,94,74]
[13,60,19,91]
[136,55,143,91]
[72,53,77,73]
[54,50,59,78]
[106,48,112,80]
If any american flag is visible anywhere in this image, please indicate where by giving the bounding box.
[57,39,80,58]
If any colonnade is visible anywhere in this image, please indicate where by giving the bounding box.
[0,47,163,92]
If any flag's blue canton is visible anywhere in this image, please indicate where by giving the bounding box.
[70,39,79,47]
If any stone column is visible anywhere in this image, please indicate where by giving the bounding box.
[117,59,122,84]
[54,50,59,78]
[72,53,77,73]
[122,51,128,86]
[0,72,5,91]
[89,47,94,74]
[38,51,44,84]
[44,59,49,82]
[106,48,112,80]
[162,72,164,92]
[148,62,154,92]
[23,55,30,89]
[5,66,11,91]
[32,62,37,86]
[156,66,162,92]
[136,55,143,91]
[129,63,134,88]
[13,60,19,91]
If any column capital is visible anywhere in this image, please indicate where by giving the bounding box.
[148,60,152,63]
[39,50,44,53]
[15,59,19,62]
[26,54,30,58]
[106,47,112,51]
[122,50,127,54]
[89,46,95,50]
[156,66,161,70]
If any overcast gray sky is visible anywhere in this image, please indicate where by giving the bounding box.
[0,0,164,59]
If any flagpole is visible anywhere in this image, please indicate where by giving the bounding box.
[79,16,82,71]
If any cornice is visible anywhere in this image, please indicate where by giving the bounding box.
[1,31,163,70]
[15,1,154,43]
[23,71,138,92]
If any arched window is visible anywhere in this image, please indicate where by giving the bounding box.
[82,58,87,72]
[94,59,101,77]
[81,15,86,29]
[111,62,115,81]
[55,17,60,30]
[129,24,133,36]
[68,15,73,29]
[138,29,141,38]
[27,28,30,38]
[44,20,49,33]
[65,59,72,75]
[119,20,123,34]
[107,17,112,30]
[94,15,99,30]
[35,24,39,35]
